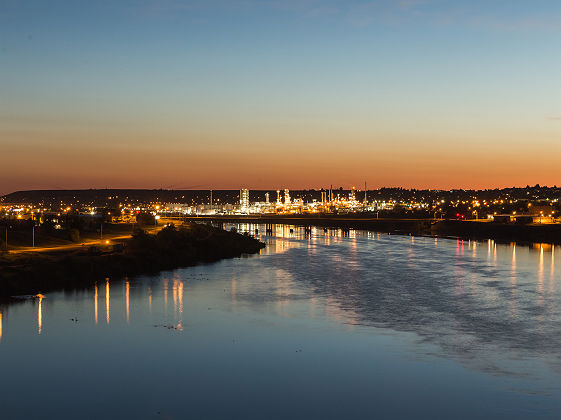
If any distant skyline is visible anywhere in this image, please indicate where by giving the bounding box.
[1,0,560,195]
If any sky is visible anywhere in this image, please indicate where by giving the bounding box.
[1,0,560,194]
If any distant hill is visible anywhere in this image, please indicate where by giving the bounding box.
[1,186,559,207]
[0,188,320,206]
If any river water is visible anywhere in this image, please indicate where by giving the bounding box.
[1,224,561,419]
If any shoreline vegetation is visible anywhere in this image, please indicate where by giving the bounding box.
[0,223,265,297]
[188,215,561,245]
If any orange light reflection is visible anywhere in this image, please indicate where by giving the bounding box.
[126,281,130,324]
[94,283,98,324]
[106,279,110,324]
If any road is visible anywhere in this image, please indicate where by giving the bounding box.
[7,226,163,254]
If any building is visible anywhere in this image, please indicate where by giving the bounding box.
[284,189,291,205]
[240,189,249,211]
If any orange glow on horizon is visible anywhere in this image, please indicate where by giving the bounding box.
[2,132,561,195]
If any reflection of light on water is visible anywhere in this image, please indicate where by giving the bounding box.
[324,296,359,328]
[37,294,43,335]
[126,281,130,324]
[231,278,237,308]
[538,245,544,306]
[172,278,183,322]
[0,311,3,342]
[178,281,183,315]
[472,240,477,258]
[453,240,464,295]
[94,283,98,324]
[309,296,318,318]
[510,244,517,318]
[148,287,152,314]
[163,279,169,313]
[455,239,465,257]
[105,279,110,324]
[173,279,178,317]
[550,246,555,293]
[539,246,544,278]
[274,269,297,313]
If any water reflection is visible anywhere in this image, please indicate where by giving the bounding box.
[125,280,130,324]
[178,280,183,316]
[551,246,556,294]
[105,279,110,324]
[163,278,169,313]
[1,226,561,397]
[231,228,561,379]
[538,245,545,301]
[94,283,98,324]
[510,244,517,318]
[37,294,43,334]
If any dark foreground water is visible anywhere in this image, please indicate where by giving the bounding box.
[1,225,561,419]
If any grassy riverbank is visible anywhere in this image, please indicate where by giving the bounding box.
[0,223,265,296]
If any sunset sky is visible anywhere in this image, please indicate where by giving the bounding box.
[1,0,560,194]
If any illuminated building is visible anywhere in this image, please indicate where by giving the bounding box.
[240,189,249,212]
[284,189,291,205]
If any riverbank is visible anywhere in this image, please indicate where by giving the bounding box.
[0,223,265,296]
[185,215,561,245]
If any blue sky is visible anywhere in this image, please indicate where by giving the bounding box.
[1,1,560,193]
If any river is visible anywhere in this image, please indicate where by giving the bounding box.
[1,224,560,419]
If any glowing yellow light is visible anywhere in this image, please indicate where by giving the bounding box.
[37,294,44,335]
[106,279,110,324]
[126,281,130,324]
